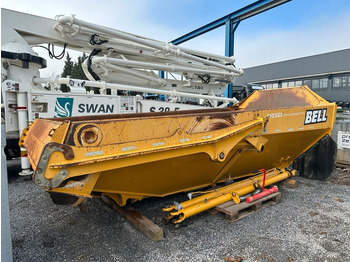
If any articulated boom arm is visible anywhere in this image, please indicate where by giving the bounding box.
[2,8,243,100]
[54,14,243,95]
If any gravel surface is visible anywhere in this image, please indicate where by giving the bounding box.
[8,168,350,262]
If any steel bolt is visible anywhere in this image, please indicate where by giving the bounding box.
[219,152,225,160]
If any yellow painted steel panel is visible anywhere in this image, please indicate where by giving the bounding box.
[21,86,336,207]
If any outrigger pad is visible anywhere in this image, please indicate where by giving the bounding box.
[293,135,337,180]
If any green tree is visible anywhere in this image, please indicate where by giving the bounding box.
[71,53,88,80]
[61,53,90,92]
[60,52,74,92]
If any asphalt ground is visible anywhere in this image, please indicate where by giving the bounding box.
[7,166,350,262]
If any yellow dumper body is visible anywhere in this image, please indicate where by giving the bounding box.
[21,86,336,208]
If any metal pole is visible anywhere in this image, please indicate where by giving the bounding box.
[17,92,31,176]
[225,19,241,99]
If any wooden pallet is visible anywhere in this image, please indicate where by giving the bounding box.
[214,192,281,223]
[336,161,350,168]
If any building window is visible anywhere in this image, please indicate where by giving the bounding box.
[312,79,320,89]
[333,77,341,87]
[320,78,328,89]
[263,83,279,89]
[281,82,288,88]
[342,76,348,87]
[287,81,294,87]
[295,80,302,86]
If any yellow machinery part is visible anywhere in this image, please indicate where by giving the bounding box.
[20,86,336,209]
[164,168,295,223]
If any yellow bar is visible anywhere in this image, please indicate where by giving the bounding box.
[167,168,295,223]
[164,168,281,211]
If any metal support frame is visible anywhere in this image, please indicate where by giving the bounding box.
[171,0,291,46]
[225,20,240,57]
[171,0,292,98]
[225,20,240,98]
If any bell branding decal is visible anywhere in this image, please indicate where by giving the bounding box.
[304,108,327,125]
[54,97,74,117]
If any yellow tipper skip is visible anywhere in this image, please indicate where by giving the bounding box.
[21,86,336,222]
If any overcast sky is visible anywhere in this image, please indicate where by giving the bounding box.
[2,0,350,77]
